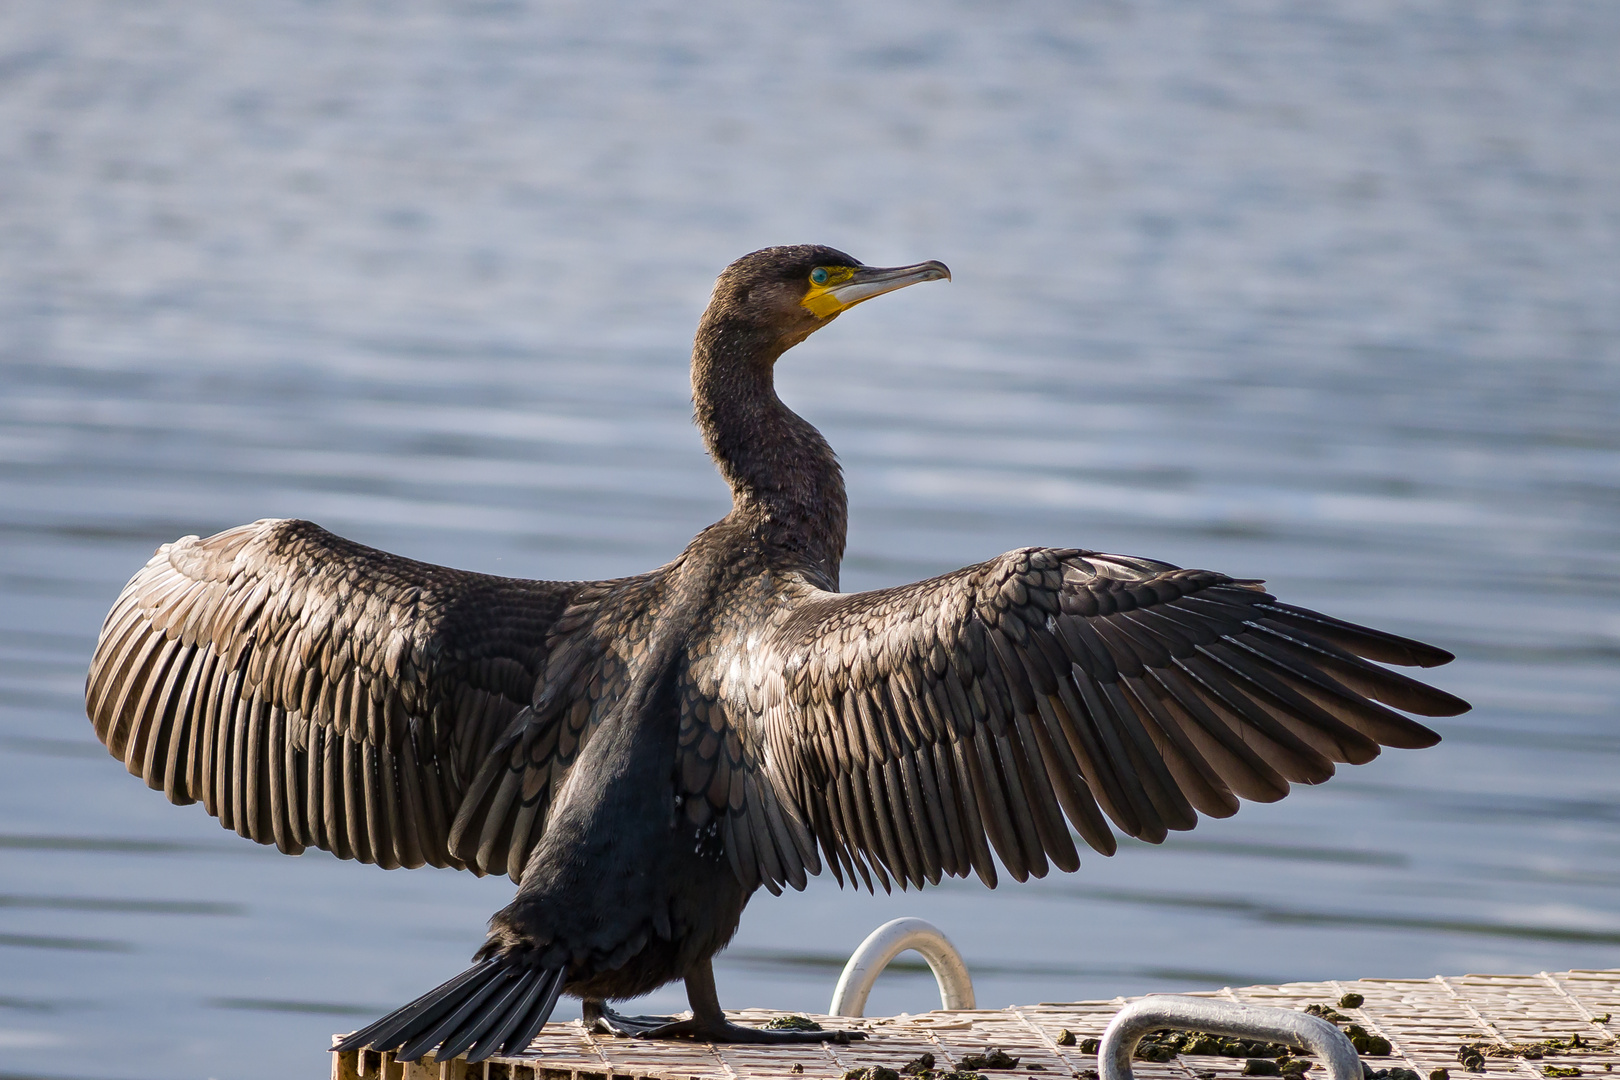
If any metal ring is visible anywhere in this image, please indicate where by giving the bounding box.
[828,918,976,1017]
[1098,996,1363,1080]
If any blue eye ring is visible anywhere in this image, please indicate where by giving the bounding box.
[810,267,829,285]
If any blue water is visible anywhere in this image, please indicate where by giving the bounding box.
[2,3,1618,1078]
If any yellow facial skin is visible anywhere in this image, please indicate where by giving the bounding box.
[799,261,952,319]
[799,267,859,318]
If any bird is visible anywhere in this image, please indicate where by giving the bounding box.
[84,244,1469,1064]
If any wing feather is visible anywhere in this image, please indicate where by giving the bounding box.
[894,749,943,886]
[162,645,205,805]
[826,784,863,890]
[917,736,964,879]
[341,731,370,864]
[322,727,351,861]
[1117,675,1237,818]
[746,779,786,895]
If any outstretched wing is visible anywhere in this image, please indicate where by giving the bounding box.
[84,518,628,879]
[703,546,1466,894]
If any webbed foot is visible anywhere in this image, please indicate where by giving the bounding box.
[638,1014,864,1044]
[583,1000,864,1044]
[584,1000,685,1037]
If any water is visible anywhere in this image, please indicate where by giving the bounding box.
[2,3,1618,1077]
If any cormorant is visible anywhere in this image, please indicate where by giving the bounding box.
[84,245,1469,1064]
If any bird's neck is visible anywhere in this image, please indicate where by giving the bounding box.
[691,317,847,587]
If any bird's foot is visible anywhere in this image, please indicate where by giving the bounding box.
[584,1000,687,1038]
[632,1015,865,1044]
[584,1001,864,1044]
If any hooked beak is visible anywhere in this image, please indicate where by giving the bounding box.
[802,260,951,318]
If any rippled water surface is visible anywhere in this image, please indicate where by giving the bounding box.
[3,3,1619,1078]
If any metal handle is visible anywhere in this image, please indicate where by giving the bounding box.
[1099,996,1362,1080]
[828,918,976,1017]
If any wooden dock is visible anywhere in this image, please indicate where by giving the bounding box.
[332,968,1620,1080]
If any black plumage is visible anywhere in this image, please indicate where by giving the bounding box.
[84,245,1468,1062]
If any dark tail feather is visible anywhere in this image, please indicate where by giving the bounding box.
[480,967,567,1062]
[333,962,493,1053]
[434,965,538,1062]
[333,960,565,1064]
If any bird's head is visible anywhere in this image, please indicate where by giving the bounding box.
[703,245,951,355]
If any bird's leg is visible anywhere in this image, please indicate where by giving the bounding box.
[589,960,865,1043]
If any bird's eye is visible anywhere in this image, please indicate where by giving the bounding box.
[810,268,829,286]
